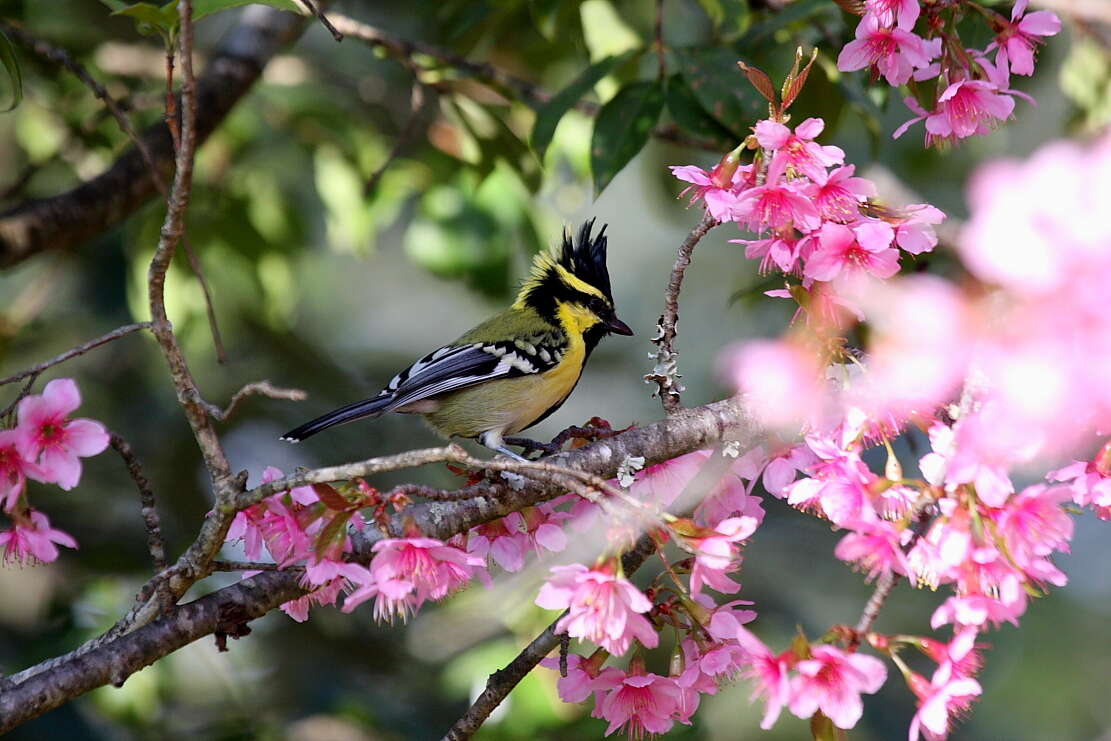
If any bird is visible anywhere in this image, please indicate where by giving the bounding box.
[281,219,633,460]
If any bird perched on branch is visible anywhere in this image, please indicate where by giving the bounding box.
[281,219,633,460]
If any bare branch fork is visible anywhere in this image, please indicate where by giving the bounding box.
[646,209,719,413]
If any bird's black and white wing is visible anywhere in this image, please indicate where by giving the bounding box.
[281,337,565,442]
[385,338,563,409]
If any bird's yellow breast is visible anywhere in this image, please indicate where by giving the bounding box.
[420,303,594,440]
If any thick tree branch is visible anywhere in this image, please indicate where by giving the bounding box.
[0,569,304,733]
[646,210,719,413]
[0,6,309,269]
[0,396,756,730]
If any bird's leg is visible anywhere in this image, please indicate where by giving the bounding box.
[503,435,560,457]
[481,430,531,462]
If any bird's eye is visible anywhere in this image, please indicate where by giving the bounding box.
[587,297,607,314]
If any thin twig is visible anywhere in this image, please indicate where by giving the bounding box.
[201,380,307,422]
[655,0,667,79]
[0,162,38,203]
[109,434,167,572]
[181,236,227,362]
[850,495,936,647]
[365,80,427,197]
[646,210,719,413]
[442,535,657,740]
[0,322,152,386]
[294,0,343,41]
[854,571,896,637]
[0,374,39,421]
[328,12,720,152]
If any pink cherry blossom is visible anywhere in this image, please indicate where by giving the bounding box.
[15,378,109,491]
[789,645,887,729]
[761,444,817,497]
[669,162,750,222]
[282,575,345,622]
[674,639,723,723]
[896,80,1016,144]
[540,653,610,704]
[783,433,877,525]
[994,484,1073,569]
[684,515,759,596]
[595,668,682,737]
[730,626,793,729]
[370,537,484,618]
[0,429,45,513]
[754,118,845,182]
[535,563,659,656]
[907,665,982,741]
[629,449,712,508]
[838,15,942,87]
[863,0,920,30]
[989,0,1061,76]
[1049,460,1111,520]
[694,452,768,527]
[731,158,821,233]
[805,221,899,282]
[733,233,804,274]
[722,339,824,430]
[835,518,910,581]
[919,627,984,681]
[893,204,945,255]
[805,165,876,223]
[0,508,77,564]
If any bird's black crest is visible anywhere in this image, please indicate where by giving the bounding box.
[557,218,612,301]
[516,219,615,323]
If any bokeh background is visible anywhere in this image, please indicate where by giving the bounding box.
[0,0,1109,738]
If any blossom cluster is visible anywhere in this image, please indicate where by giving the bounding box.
[0,378,109,565]
[672,115,944,308]
[836,0,1060,145]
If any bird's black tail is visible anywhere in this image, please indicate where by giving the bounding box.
[280,395,394,442]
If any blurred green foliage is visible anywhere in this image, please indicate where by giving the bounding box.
[0,0,1108,739]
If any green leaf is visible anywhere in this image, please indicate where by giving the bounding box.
[531,52,631,160]
[97,0,131,11]
[666,74,738,149]
[696,0,747,31]
[738,0,835,44]
[0,29,22,113]
[113,3,178,29]
[674,47,766,137]
[590,79,664,197]
[193,0,301,22]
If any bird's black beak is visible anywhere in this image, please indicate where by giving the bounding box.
[605,315,634,336]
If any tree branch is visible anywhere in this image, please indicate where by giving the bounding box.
[0,6,310,269]
[646,210,719,413]
[201,380,307,422]
[109,433,168,572]
[442,535,658,740]
[327,12,721,152]
[0,322,151,386]
[0,396,756,731]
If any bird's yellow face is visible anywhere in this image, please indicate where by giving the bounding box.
[515,256,633,337]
